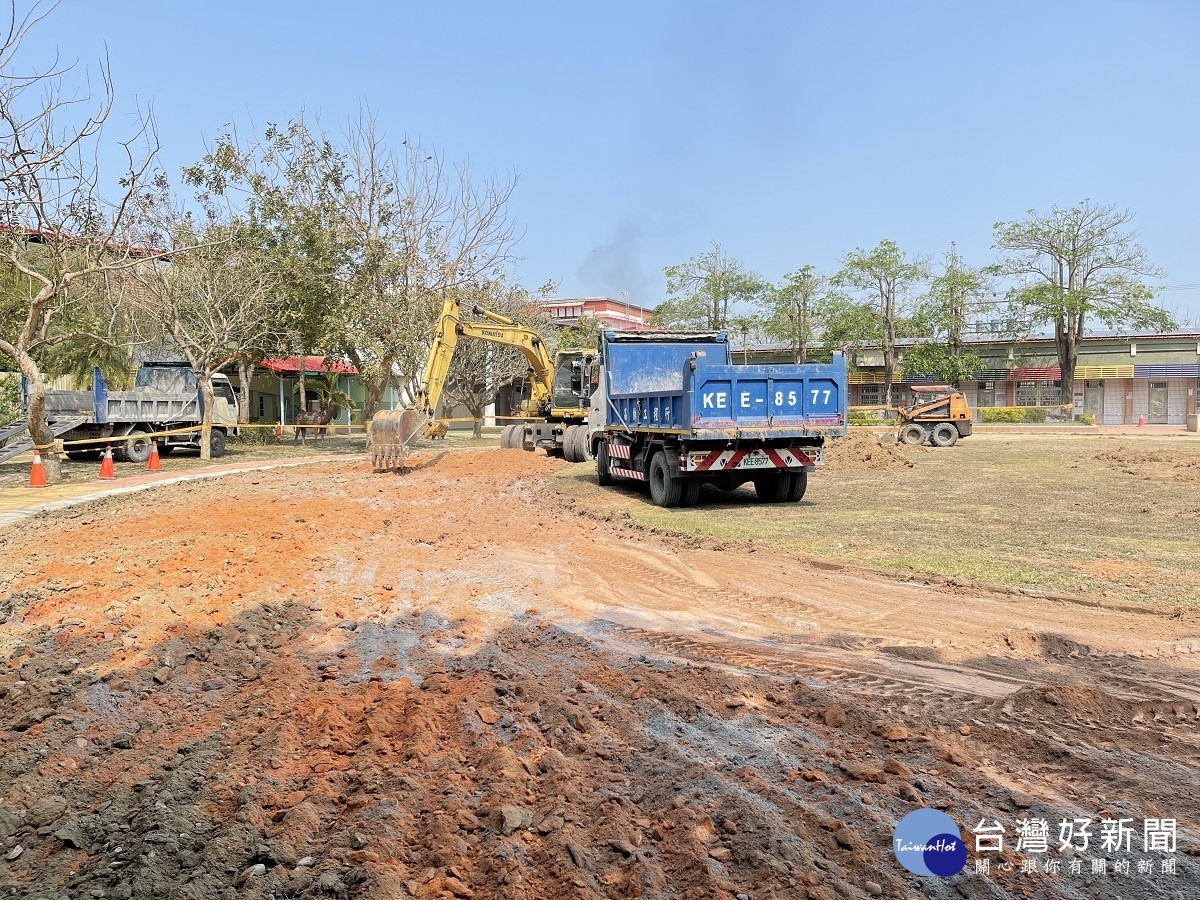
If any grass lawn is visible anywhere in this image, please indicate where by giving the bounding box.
[552,433,1200,608]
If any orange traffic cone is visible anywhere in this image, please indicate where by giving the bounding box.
[28,449,48,488]
[97,445,116,480]
[146,439,161,471]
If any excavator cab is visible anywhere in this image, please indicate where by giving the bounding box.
[550,351,593,413]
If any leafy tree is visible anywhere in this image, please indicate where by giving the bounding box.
[655,243,766,330]
[759,265,830,363]
[553,314,604,351]
[834,240,928,407]
[993,200,1172,407]
[902,249,988,386]
[183,117,350,417]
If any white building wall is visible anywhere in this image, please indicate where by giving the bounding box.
[1132,379,1149,421]
[1102,381,1126,425]
[1168,377,1187,424]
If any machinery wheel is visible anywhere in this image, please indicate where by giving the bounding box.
[899,423,927,445]
[931,423,959,447]
[122,429,153,464]
[157,444,175,456]
[753,472,791,502]
[787,469,809,501]
[648,450,682,508]
[209,428,227,458]
[573,426,592,462]
[499,424,514,448]
[680,478,702,507]
[562,425,579,462]
[596,441,613,486]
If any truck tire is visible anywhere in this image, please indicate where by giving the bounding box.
[209,428,227,458]
[787,470,808,501]
[899,423,927,445]
[648,450,682,508]
[596,440,613,485]
[931,423,958,447]
[562,425,580,462]
[157,444,175,456]
[122,429,154,464]
[680,477,702,507]
[753,472,790,502]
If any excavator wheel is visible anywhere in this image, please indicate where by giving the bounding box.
[931,423,959,447]
[500,424,519,449]
[899,423,927,445]
[572,425,592,463]
[562,425,580,462]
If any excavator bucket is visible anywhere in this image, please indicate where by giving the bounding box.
[370,407,428,471]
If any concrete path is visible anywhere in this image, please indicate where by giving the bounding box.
[0,455,360,528]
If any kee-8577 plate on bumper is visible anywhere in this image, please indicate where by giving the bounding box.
[684,447,824,472]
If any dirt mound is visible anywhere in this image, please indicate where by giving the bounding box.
[1,449,1197,898]
[822,429,917,471]
[1095,444,1200,482]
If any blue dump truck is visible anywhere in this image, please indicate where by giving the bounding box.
[584,331,848,507]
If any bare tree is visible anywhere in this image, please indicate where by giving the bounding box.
[0,0,164,480]
[131,217,279,459]
[335,111,521,418]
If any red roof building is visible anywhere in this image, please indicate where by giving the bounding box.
[542,297,654,332]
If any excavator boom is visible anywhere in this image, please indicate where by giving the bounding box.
[370,294,575,471]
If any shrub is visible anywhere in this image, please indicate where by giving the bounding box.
[1076,413,1096,426]
[980,407,1048,424]
[229,426,277,445]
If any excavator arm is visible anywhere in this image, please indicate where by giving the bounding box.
[370,294,561,471]
[416,296,556,417]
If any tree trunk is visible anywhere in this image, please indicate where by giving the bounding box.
[297,356,307,417]
[364,376,386,421]
[199,374,214,461]
[237,359,253,424]
[0,340,61,482]
[467,400,484,438]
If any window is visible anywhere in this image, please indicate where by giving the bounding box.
[1016,380,1060,407]
[859,384,881,405]
[257,395,266,418]
[213,382,236,405]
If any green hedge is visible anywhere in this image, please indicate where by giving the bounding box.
[980,407,1048,424]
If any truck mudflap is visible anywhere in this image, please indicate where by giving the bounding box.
[684,446,823,472]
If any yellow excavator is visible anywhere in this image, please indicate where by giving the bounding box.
[369,295,596,470]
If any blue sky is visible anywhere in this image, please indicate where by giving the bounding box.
[27,0,1200,320]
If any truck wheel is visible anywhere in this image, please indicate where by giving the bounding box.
[787,470,809,501]
[210,429,227,458]
[680,478,702,507]
[648,450,682,507]
[157,444,175,456]
[931,423,958,447]
[596,441,613,485]
[562,425,580,462]
[122,429,153,464]
[899,424,927,445]
[753,472,790,502]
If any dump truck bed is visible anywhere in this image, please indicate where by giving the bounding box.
[601,333,848,440]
